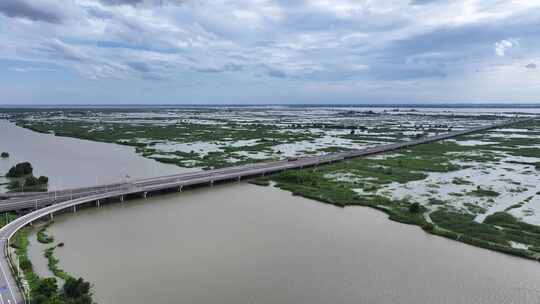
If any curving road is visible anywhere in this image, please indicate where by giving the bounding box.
[0,117,535,303]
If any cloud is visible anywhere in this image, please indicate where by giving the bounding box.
[2,0,540,103]
[98,0,185,6]
[192,63,244,73]
[410,0,441,5]
[40,39,89,62]
[526,63,537,69]
[264,67,287,78]
[10,67,55,73]
[0,0,64,24]
[99,0,144,5]
[494,39,518,57]
[126,61,150,72]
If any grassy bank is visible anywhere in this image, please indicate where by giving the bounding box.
[37,222,55,244]
[11,224,95,304]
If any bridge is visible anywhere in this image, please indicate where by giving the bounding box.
[0,117,535,303]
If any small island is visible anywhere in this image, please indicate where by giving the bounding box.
[6,162,33,178]
[4,162,49,192]
[0,152,9,158]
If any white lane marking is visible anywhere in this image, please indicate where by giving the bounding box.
[0,249,17,304]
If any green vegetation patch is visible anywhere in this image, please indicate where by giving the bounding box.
[37,222,55,244]
[11,224,96,304]
[267,119,540,261]
[452,177,473,185]
[16,118,327,169]
[430,211,506,245]
[463,202,487,214]
[466,186,500,197]
[6,162,33,178]
[484,212,540,235]
[270,168,428,227]
[44,246,70,280]
[4,161,49,192]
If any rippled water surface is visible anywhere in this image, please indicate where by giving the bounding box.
[29,183,540,304]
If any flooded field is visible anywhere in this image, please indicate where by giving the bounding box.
[375,122,540,226]
[268,118,540,258]
[28,183,540,304]
[4,106,516,169]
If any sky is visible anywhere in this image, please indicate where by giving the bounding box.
[0,0,539,105]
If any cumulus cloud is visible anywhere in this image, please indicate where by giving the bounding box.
[1,0,540,103]
[0,0,64,24]
[494,39,518,57]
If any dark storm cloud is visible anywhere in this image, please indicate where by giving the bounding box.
[0,0,63,24]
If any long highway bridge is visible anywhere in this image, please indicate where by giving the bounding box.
[0,117,536,303]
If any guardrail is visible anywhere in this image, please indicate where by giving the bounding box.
[4,241,28,304]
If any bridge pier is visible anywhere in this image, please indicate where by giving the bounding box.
[96,200,100,207]
[72,206,77,213]
[210,180,214,187]
[49,213,54,220]
[120,195,124,202]
[143,192,148,199]
[178,185,183,192]
[237,176,241,181]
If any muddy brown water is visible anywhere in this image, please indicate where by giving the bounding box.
[29,183,540,304]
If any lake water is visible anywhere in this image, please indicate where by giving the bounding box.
[0,120,192,192]
[2,118,538,304]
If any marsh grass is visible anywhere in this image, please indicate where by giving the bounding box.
[267,119,540,260]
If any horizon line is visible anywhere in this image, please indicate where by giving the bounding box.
[0,102,540,108]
